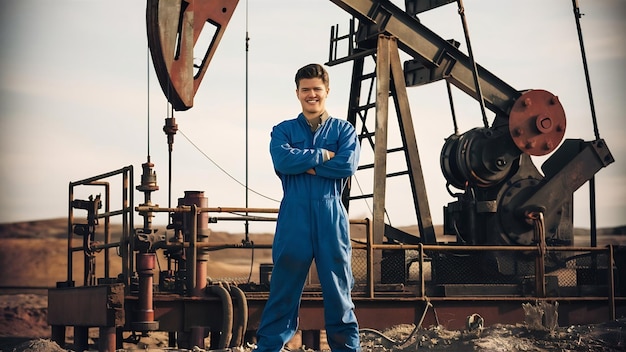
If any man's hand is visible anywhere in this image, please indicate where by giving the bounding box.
[307,150,335,175]
[322,149,336,162]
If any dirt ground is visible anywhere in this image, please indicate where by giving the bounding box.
[0,219,625,351]
[1,292,624,351]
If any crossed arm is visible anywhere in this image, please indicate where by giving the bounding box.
[306,150,335,174]
[270,121,359,179]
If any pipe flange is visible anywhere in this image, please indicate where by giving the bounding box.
[131,321,159,332]
[509,89,566,156]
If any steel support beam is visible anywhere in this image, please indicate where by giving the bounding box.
[372,36,391,277]
[521,139,614,216]
[388,36,436,244]
[329,0,520,116]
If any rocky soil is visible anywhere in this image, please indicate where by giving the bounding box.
[1,292,624,351]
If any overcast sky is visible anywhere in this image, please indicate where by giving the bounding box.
[1,0,624,235]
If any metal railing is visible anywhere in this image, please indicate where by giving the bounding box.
[66,181,619,323]
[66,166,133,287]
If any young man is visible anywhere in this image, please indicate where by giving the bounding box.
[255,63,361,351]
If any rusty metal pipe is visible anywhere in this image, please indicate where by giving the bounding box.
[122,167,133,290]
[135,203,369,221]
[95,209,129,218]
[188,204,197,295]
[136,253,155,321]
[137,205,368,221]
[98,326,116,352]
[536,213,546,297]
[426,296,614,302]
[228,284,248,347]
[67,183,73,283]
[206,206,278,213]
[366,218,374,298]
[136,205,279,213]
[103,182,110,279]
[72,242,121,252]
[196,255,207,297]
[208,284,233,348]
[88,181,112,281]
[69,166,134,187]
[419,243,425,298]
[178,191,212,296]
[159,242,272,251]
[609,244,616,320]
[80,181,112,280]
[132,252,159,331]
[213,216,277,222]
[352,243,611,252]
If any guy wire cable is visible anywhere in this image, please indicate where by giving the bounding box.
[178,128,280,203]
[244,0,250,242]
[572,0,600,140]
[456,0,488,128]
[243,0,253,284]
[146,46,151,163]
[571,0,601,244]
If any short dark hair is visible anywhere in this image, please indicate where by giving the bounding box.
[295,63,329,89]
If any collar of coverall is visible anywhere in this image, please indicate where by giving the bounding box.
[306,110,329,132]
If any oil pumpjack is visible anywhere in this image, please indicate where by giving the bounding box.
[47,1,622,351]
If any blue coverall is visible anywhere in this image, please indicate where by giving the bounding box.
[256,113,361,351]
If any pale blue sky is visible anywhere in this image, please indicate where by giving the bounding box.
[1,0,624,234]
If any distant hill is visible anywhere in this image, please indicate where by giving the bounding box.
[1,218,624,240]
[0,218,273,243]
[0,218,623,290]
[596,225,626,235]
[0,218,68,239]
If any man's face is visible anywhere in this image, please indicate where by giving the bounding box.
[296,77,329,117]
